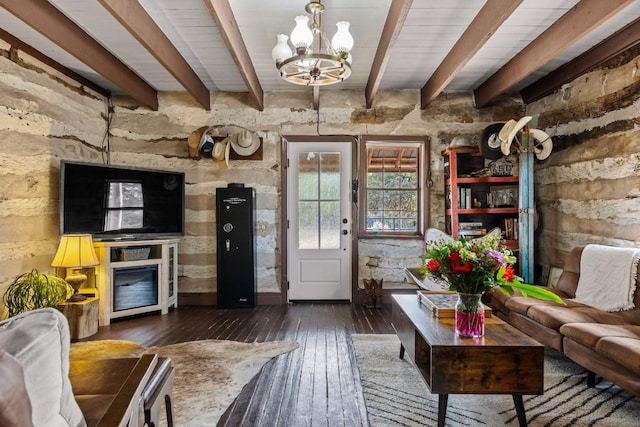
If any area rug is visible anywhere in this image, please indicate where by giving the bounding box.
[71,339,299,426]
[352,334,640,426]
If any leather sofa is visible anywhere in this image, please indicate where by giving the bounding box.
[487,246,640,397]
[0,308,174,426]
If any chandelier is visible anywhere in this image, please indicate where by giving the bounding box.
[271,2,354,86]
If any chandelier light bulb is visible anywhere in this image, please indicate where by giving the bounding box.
[271,34,293,64]
[331,21,354,55]
[290,15,313,52]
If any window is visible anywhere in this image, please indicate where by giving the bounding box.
[359,136,429,238]
[104,181,144,232]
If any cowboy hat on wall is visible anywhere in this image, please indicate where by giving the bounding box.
[187,126,209,159]
[479,122,506,160]
[213,137,231,170]
[230,129,261,156]
[497,116,553,160]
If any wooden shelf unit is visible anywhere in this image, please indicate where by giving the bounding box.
[443,147,520,246]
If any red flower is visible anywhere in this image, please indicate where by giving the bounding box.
[449,251,473,273]
[426,258,441,272]
[503,265,515,282]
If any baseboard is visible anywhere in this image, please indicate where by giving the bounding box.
[177,292,285,306]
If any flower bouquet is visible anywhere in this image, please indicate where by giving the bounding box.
[419,233,562,337]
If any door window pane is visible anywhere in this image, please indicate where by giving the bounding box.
[320,201,340,249]
[320,153,340,199]
[298,152,319,199]
[297,151,342,249]
[298,201,319,249]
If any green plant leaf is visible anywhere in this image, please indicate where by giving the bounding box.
[499,281,564,304]
[2,269,72,317]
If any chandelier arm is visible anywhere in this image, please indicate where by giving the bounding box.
[284,71,310,78]
[319,28,337,56]
[320,65,346,72]
[324,73,343,81]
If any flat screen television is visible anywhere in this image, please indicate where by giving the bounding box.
[60,160,185,240]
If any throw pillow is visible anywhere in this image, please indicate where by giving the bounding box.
[0,308,86,427]
[0,350,33,426]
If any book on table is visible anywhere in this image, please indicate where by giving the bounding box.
[417,290,492,318]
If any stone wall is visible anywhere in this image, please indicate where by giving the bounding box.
[0,40,107,317]
[527,46,640,281]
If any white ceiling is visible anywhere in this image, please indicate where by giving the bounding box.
[0,0,639,106]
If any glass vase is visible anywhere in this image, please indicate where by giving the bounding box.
[455,292,485,338]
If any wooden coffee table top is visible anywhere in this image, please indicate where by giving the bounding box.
[395,294,541,347]
[392,294,544,395]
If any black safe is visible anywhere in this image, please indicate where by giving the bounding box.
[216,183,257,308]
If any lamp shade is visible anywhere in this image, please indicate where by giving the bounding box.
[290,15,313,50]
[331,21,354,54]
[271,34,293,63]
[51,234,99,268]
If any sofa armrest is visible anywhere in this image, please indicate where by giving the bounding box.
[97,354,157,427]
[71,355,158,427]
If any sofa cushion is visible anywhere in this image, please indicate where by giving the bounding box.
[560,323,634,348]
[526,303,628,331]
[561,323,640,374]
[0,350,32,427]
[554,247,582,297]
[0,308,85,427]
[504,290,572,316]
[597,334,640,375]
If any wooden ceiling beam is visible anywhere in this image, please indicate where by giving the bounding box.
[421,0,522,109]
[521,16,640,104]
[0,28,109,97]
[474,0,635,108]
[204,0,264,111]
[0,0,158,110]
[99,0,210,110]
[365,0,413,109]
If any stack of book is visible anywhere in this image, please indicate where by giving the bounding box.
[458,187,472,208]
[458,222,486,238]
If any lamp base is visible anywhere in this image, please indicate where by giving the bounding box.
[65,270,88,303]
[68,292,87,302]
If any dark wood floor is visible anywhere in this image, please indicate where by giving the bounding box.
[86,302,396,426]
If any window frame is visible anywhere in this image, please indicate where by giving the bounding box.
[358,135,430,239]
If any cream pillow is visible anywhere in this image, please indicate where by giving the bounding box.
[0,308,85,427]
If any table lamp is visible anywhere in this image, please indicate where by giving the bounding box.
[51,234,99,302]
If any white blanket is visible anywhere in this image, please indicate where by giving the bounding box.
[573,244,640,312]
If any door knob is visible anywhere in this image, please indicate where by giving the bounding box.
[342,218,348,224]
[342,230,348,235]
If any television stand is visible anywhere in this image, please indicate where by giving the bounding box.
[87,238,179,325]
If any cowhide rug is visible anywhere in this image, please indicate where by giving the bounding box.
[71,339,299,426]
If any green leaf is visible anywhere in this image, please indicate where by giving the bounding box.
[505,281,564,304]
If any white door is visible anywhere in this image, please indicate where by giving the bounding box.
[287,141,352,301]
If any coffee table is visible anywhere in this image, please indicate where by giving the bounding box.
[392,294,544,427]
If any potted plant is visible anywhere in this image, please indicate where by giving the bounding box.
[2,269,72,317]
